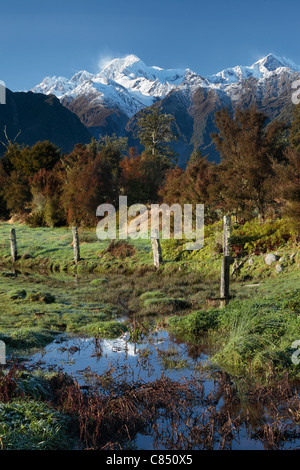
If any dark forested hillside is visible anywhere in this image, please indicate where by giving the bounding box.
[0,89,91,155]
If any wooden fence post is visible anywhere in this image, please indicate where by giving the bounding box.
[10,228,17,263]
[220,215,231,307]
[72,227,80,264]
[151,229,162,268]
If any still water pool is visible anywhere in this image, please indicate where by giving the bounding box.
[25,330,300,450]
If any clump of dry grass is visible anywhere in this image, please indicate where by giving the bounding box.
[101,240,136,259]
[1,362,300,450]
[49,366,300,450]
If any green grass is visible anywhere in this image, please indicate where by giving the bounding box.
[0,399,72,450]
[0,218,299,377]
[0,223,153,273]
[90,278,109,286]
[0,272,125,352]
[143,297,191,313]
[167,270,300,378]
[0,218,298,278]
[139,291,166,301]
[97,321,128,338]
[0,217,298,450]
[168,309,220,335]
[0,268,212,354]
[0,328,58,351]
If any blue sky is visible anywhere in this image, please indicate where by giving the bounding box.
[2,0,299,91]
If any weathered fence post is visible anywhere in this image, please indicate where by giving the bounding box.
[10,228,17,263]
[220,215,231,307]
[72,227,80,264]
[151,229,162,269]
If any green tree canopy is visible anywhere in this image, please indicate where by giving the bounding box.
[136,107,177,165]
[211,106,287,219]
[3,141,61,177]
[275,147,300,233]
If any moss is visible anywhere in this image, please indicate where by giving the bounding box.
[168,309,220,336]
[97,321,128,339]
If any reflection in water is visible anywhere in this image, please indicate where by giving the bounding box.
[28,330,208,385]
[25,331,300,450]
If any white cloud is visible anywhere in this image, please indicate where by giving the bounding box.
[98,54,115,71]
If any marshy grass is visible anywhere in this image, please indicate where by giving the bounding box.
[168,309,221,336]
[1,260,299,378]
[143,297,191,312]
[167,271,300,379]
[159,347,190,370]
[139,291,166,301]
[0,219,299,450]
[0,272,127,352]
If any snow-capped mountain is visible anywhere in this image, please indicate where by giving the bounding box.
[32,53,300,117]
[33,54,200,119]
[208,53,300,85]
[31,53,300,164]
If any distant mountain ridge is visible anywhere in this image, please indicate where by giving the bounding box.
[31,54,300,165]
[32,53,300,116]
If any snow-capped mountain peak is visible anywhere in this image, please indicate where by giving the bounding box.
[34,75,74,98]
[208,53,300,85]
[97,54,188,89]
[255,53,300,73]
[31,53,300,118]
[70,70,94,84]
[32,54,192,117]
[99,54,142,78]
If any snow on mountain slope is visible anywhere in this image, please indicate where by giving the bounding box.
[32,54,193,117]
[31,53,300,118]
[208,53,300,85]
[97,54,186,88]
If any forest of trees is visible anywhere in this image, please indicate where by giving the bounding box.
[0,105,299,233]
